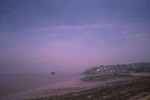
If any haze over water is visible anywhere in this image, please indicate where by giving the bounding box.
[0,73,81,98]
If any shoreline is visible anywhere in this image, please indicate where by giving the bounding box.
[1,77,132,100]
[29,77,150,100]
[1,75,150,100]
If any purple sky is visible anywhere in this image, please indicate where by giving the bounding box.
[0,0,150,73]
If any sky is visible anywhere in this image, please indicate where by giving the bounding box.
[0,0,150,73]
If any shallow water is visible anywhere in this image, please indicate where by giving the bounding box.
[0,73,79,98]
[0,73,132,100]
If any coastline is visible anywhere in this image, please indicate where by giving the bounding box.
[0,77,132,100]
[29,77,150,100]
[1,75,150,100]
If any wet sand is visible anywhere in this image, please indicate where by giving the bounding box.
[1,77,134,100]
[29,77,150,100]
[1,75,150,100]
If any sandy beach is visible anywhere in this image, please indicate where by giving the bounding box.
[28,77,150,100]
[0,76,138,100]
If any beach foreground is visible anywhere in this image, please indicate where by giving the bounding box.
[1,75,150,100]
[27,76,150,100]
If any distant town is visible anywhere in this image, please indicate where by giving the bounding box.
[81,62,150,81]
[83,62,150,74]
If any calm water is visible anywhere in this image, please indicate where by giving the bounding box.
[0,73,132,100]
[0,73,78,97]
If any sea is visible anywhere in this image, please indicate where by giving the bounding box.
[0,72,131,100]
[0,73,79,98]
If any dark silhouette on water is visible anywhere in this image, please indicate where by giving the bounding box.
[51,72,55,76]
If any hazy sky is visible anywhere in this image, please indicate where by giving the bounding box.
[0,0,150,73]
